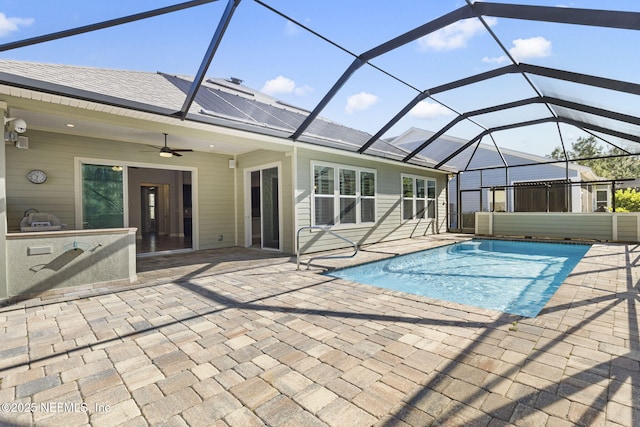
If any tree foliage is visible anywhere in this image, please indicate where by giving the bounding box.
[550,136,640,179]
[614,188,640,212]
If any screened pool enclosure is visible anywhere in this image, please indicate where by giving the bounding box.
[3,1,640,233]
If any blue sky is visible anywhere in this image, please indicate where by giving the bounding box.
[0,1,639,158]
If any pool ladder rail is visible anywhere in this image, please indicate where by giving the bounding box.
[296,226,359,270]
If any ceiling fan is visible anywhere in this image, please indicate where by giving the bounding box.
[151,133,193,158]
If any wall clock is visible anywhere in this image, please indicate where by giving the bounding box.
[27,169,47,184]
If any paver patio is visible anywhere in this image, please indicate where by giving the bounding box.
[0,235,638,426]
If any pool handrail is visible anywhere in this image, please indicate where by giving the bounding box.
[296,226,359,270]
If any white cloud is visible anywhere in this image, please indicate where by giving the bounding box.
[409,101,454,120]
[510,36,552,60]
[261,75,312,97]
[483,36,552,64]
[284,18,310,36]
[0,13,34,37]
[284,21,300,36]
[345,92,378,114]
[294,85,313,96]
[417,17,496,51]
[482,55,508,64]
[262,76,295,95]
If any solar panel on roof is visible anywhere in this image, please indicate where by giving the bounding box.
[163,72,381,145]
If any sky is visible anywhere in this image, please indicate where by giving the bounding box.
[0,0,639,160]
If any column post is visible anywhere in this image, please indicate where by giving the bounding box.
[0,102,9,299]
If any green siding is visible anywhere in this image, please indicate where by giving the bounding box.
[6,131,76,231]
[477,212,640,242]
[6,130,235,250]
[493,213,611,240]
[617,215,638,242]
[295,148,448,254]
[476,214,491,234]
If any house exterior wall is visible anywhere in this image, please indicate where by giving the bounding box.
[6,130,76,231]
[194,153,235,251]
[295,147,448,254]
[5,130,236,251]
[581,183,592,212]
[5,127,450,263]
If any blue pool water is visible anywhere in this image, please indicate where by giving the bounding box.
[327,239,590,317]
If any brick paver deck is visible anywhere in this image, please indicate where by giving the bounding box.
[0,235,638,426]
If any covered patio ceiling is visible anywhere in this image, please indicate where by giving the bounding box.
[1,1,639,172]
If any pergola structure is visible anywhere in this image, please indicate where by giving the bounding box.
[2,1,639,175]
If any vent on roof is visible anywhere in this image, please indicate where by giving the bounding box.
[228,77,243,85]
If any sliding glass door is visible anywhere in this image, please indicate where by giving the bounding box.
[81,164,124,229]
[245,164,281,251]
[261,167,280,250]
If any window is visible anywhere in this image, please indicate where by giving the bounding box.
[340,169,356,224]
[360,172,375,223]
[490,188,506,212]
[402,175,436,221]
[402,177,414,220]
[313,163,376,226]
[314,165,334,225]
[596,188,608,211]
[148,190,156,220]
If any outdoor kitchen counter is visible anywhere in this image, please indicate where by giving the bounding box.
[5,228,137,298]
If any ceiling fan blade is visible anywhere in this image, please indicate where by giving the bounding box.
[151,134,193,157]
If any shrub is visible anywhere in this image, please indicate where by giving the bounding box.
[614,188,640,212]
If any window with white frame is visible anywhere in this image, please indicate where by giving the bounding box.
[402,174,436,221]
[314,165,335,225]
[313,163,376,226]
[360,171,375,222]
[595,188,608,211]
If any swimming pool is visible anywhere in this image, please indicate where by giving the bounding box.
[326,239,591,317]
